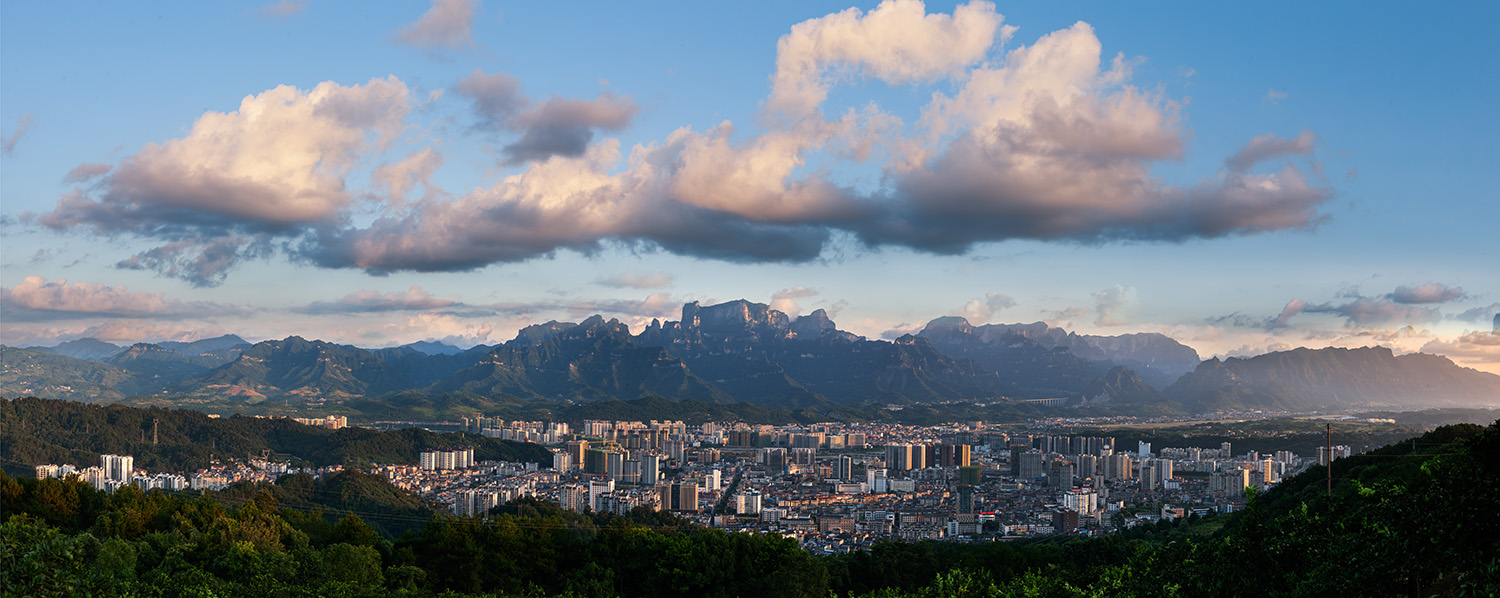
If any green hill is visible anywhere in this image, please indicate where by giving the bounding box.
[0,346,148,402]
[0,396,551,475]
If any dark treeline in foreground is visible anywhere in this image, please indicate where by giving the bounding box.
[5,423,1500,596]
[0,397,552,476]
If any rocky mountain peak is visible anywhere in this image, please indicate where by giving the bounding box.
[511,320,575,346]
[792,309,837,339]
[920,316,974,336]
[570,315,630,338]
[681,300,791,340]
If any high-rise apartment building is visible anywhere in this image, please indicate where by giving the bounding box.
[1211,469,1249,496]
[639,454,660,485]
[584,448,609,475]
[101,454,133,482]
[658,482,699,512]
[956,484,975,514]
[938,444,971,467]
[885,444,912,472]
[559,484,589,512]
[1104,454,1134,481]
[1063,488,1098,516]
[1075,454,1098,479]
[552,450,572,473]
[835,455,855,481]
[665,440,686,462]
[565,440,588,467]
[1009,442,1031,476]
[1019,450,1046,479]
[762,447,788,474]
[1048,463,1075,488]
[737,490,762,515]
[589,480,615,512]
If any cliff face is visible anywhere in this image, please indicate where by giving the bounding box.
[918,317,1109,396]
[916,318,1202,392]
[791,309,838,340]
[1166,346,1500,411]
[1079,366,1166,405]
[432,315,733,404]
[684,300,789,335]
[23,298,1496,414]
[635,301,1014,405]
[510,321,576,346]
[1080,333,1201,379]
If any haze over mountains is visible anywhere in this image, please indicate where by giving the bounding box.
[3,300,1497,414]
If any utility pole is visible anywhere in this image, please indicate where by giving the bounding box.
[1325,423,1332,498]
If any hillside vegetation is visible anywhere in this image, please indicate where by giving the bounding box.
[4,419,1498,596]
[0,396,552,475]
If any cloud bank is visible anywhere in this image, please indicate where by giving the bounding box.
[454,68,639,165]
[595,271,675,289]
[3,113,36,154]
[954,292,1016,323]
[1,275,247,321]
[1389,282,1466,304]
[302,285,463,314]
[33,1,1335,286]
[394,0,477,49]
[258,0,308,21]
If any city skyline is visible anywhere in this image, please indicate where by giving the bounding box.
[2,1,1496,373]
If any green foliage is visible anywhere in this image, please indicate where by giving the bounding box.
[0,346,147,402]
[1,516,138,597]
[3,421,1499,597]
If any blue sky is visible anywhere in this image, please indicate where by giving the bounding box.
[2,1,1497,374]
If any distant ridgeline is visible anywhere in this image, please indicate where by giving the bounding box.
[4,300,1499,419]
[3,420,1497,596]
[0,396,551,476]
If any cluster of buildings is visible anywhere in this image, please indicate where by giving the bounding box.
[344,418,1356,553]
[36,454,187,492]
[30,414,1360,555]
[34,454,345,493]
[288,415,348,429]
[418,447,475,471]
[462,416,571,444]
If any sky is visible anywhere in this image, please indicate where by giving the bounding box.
[2,1,1497,374]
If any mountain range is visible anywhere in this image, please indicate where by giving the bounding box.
[3,300,1498,415]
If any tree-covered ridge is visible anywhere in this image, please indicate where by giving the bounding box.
[0,346,148,402]
[1,472,826,597]
[0,396,551,475]
[5,421,1500,596]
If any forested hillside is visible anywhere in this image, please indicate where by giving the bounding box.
[4,420,1498,596]
[0,396,551,475]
